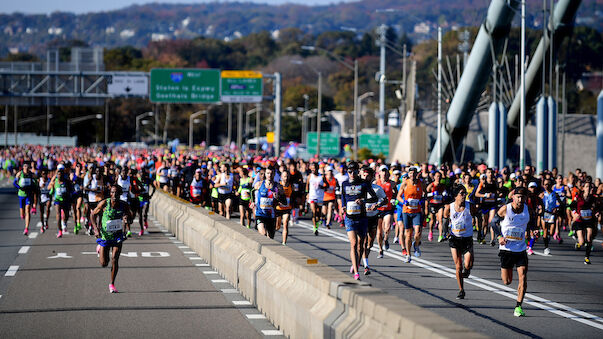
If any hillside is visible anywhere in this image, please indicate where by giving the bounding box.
[1,0,600,55]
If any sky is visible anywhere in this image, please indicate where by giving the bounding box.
[1,0,357,15]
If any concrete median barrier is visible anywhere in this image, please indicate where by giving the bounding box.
[151,191,486,339]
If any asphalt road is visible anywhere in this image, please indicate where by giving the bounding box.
[0,185,282,338]
[281,214,603,339]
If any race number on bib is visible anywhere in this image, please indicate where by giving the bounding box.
[106,219,123,233]
[259,197,273,210]
[581,209,593,220]
[407,199,420,208]
[21,178,32,186]
[504,227,525,241]
[451,223,466,235]
[346,202,362,215]
[544,212,555,223]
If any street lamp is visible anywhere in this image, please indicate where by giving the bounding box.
[358,91,374,136]
[17,114,53,126]
[301,46,358,159]
[301,109,317,145]
[189,110,207,148]
[136,111,154,143]
[291,58,323,157]
[67,114,103,137]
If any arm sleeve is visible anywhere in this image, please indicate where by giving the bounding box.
[365,183,378,203]
[489,214,504,237]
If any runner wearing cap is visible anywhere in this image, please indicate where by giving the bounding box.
[37,168,52,232]
[397,166,424,261]
[322,166,338,228]
[49,163,73,238]
[426,171,448,242]
[490,186,537,317]
[360,166,386,272]
[572,182,599,264]
[14,161,37,236]
[236,167,253,228]
[376,165,396,254]
[276,170,293,245]
[475,168,499,245]
[189,168,204,205]
[306,162,326,235]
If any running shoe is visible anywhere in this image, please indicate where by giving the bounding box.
[96,244,101,254]
[109,284,118,293]
[74,223,80,235]
[403,255,411,263]
[23,228,28,236]
[393,237,399,244]
[61,221,67,232]
[40,226,45,234]
[513,306,525,317]
[282,241,286,246]
[139,230,144,236]
[353,273,360,281]
[364,267,371,275]
[438,235,444,243]
[313,225,319,236]
[544,248,551,256]
[144,221,149,229]
[574,243,581,250]
[428,231,433,242]
[414,247,421,258]
[584,257,591,265]
[325,223,331,229]
[377,251,384,259]
[490,240,496,247]
[456,290,465,300]
[384,240,390,250]
[462,267,471,278]
[527,247,534,255]
[57,230,63,238]
[479,238,486,245]
[402,248,408,256]
[31,207,36,214]
[126,231,132,238]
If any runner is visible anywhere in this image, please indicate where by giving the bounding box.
[14,161,37,235]
[334,163,349,227]
[70,162,85,234]
[426,170,447,242]
[49,164,73,238]
[253,166,281,239]
[490,187,537,317]
[541,179,560,255]
[236,167,253,228]
[444,184,476,299]
[91,184,132,293]
[306,162,326,235]
[38,168,52,232]
[189,168,205,205]
[572,182,598,264]
[85,166,105,234]
[132,168,155,234]
[375,165,396,255]
[116,167,133,237]
[475,168,499,246]
[341,162,379,280]
[214,163,234,220]
[322,166,338,229]
[276,170,293,245]
[397,166,424,262]
[361,166,386,273]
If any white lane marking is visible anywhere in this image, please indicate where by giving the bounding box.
[211,279,229,283]
[203,271,218,274]
[4,265,19,277]
[178,246,189,249]
[232,300,252,306]
[183,251,196,254]
[36,222,42,227]
[195,263,210,267]
[172,241,183,244]
[189,257,203,260]
[47,253,72,259]
[161,230,169,233]
[262,330,283,336]
[81,252,98,255]
[28,232,38,239]
[168,237,177,240]
[221,289,238,293]
[246,314,266,319]
[141,252,170,257]
[297,221,603,331]
[18,246,30,254]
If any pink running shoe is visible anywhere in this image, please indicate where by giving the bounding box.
[144,221,148,230]
[353,273,360,281]
[96,244,101,255]
[428,231,433,242]
[57,230,63,238]
[23,228,28,236]
[31,207,37,214]
[109,284,118,293]
[527,247,534,255]
[139,230,144,236]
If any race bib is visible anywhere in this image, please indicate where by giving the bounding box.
[57,187,67,195]
[504,226,525,241]
[485,193,496,202]
[241,191,250,200]
[120,193,128,202]
[581,209,593,220]
[21,178,32,187]
[293,183,299,191]
[260,197,273,210]
[40,195,50,203]
[432,195,442,203]
[106,219,123,233]
[192,188,202,196]
[159,176,168,184]
[74,184,81,192]
[346,201,362,215]
[543,212,555,223]
[407,199,420,208]
[451,222,465,235]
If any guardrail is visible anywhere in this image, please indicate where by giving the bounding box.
[150,191,486,338]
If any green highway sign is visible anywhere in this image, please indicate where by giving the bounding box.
[150,69,220,103]
[307,132,340,156]
[220,70,263,103]
[359,134,389,156]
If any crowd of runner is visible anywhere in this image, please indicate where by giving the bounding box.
[2,145,601,316]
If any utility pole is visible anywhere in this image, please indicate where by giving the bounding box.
[227,103,232,145]
[163,104,170,145]
[353,60,359,160]
[104,100,109,145]
[237,103,243,150]
[520,0,526,169]
[46,100,50,145]
[316,72,322,157]
[255,103,261,155]
[274,72,282,157]
[437,27,443,166]
[154,104,159,146]
[378,24,387,134]
[14,105,17,146]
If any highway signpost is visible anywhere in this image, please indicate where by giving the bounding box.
[150,69,220,103]
[359,133,389,156]
[107,75,148,97]
[220,70,263,103]
[307,132,340,156]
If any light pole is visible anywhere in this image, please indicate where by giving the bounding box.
[67,114,103,137]
[300,47,358,159]
[17,114,53,126]
[189,110,207,148]
[136,111,154,143]
[301,109,317,145]
[357,92,374,148]
[291,58,322,157]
